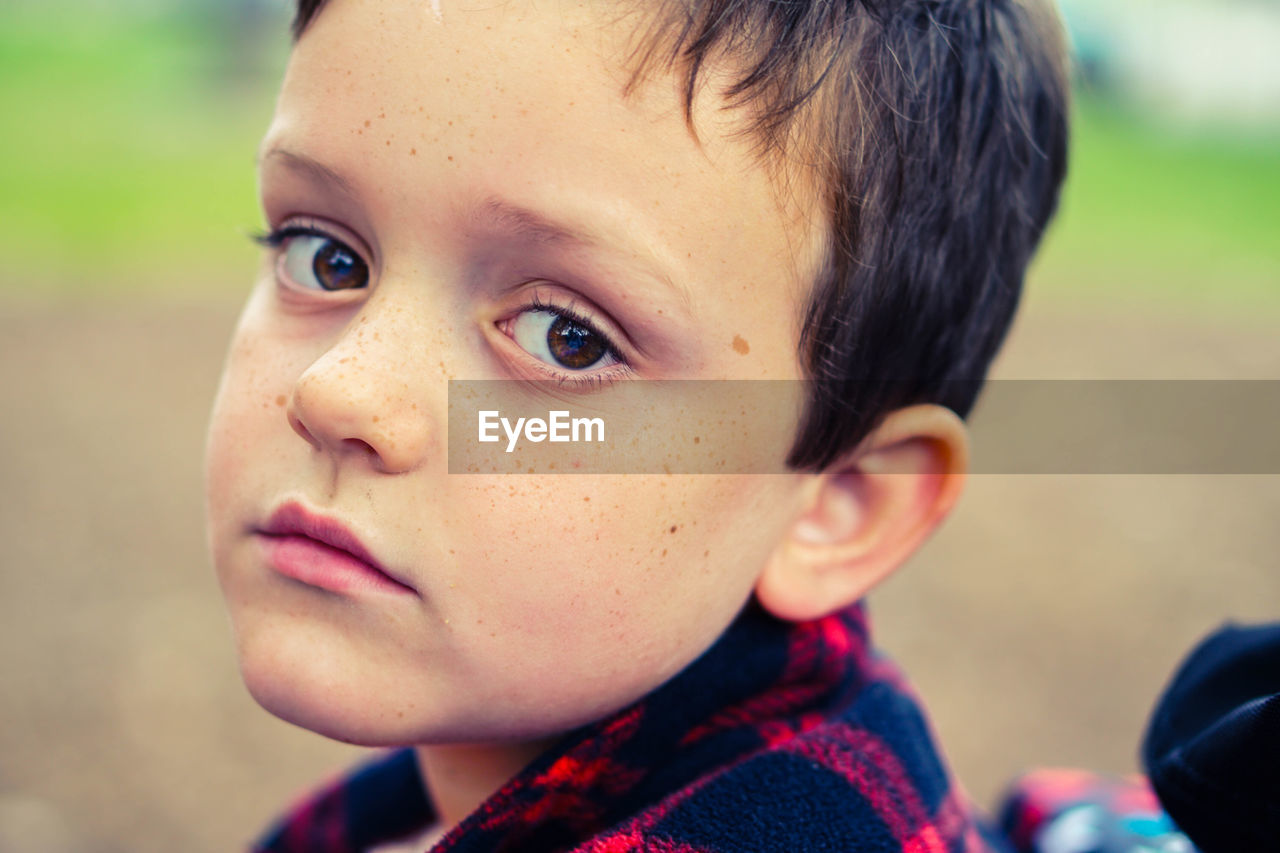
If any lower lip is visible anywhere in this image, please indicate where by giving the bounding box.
[259,534,416,596]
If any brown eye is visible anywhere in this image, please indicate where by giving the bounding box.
[312,239,368,290]
[547,315,607,369]
[278,233,369,291]
[510,308,620,371]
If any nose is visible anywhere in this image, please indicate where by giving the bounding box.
[287,309,436,475]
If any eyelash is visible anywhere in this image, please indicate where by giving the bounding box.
[250,225,631,389]
[506,291,632,390]
[252,222,333,251]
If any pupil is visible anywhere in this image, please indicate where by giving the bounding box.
[313,241,367,290]
[547,316,606,369]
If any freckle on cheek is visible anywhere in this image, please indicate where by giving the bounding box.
[732,335,750,355]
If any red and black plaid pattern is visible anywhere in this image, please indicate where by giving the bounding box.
[253,602,1002,852]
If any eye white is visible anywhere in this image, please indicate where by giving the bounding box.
[509,309,617,370]
[279,235,330,290]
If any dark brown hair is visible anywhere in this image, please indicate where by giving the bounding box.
[291,0,1070,471]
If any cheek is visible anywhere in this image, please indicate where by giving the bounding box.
[437,476,793,695]
[204,306,303,538]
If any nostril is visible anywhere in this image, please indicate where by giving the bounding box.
[340,437,379,457]
[343,436,407,473]
[288,407,322,451]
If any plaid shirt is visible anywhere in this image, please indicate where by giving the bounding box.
[253,602,1004,852]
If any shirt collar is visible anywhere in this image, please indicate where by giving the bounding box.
[257,601,875,852]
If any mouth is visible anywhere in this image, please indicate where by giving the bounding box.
[255,502,417,596]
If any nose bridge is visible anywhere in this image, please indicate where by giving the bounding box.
[290,294,438,474]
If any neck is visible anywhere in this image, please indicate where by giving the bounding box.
[415,738,556,832]
[397,605,871,850]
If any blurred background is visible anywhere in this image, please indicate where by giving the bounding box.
[0,0,1276,850]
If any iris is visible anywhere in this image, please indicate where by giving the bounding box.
[546,315,607,369]
[313,240,367,291]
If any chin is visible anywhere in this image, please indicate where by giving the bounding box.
[240,659,392,746]
[232,618,431,747]
[245,676,385,745]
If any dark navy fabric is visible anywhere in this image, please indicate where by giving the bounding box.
[1142,621,1280,853]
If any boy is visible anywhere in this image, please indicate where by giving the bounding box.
[205,0,1068,850]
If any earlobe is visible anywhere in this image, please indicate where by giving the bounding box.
[755,405,969,622]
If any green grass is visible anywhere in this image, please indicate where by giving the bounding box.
[2,7,1277,310]
[1034,96,1280,310]
[0,6,283,295]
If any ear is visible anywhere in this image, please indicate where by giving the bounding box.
[755,404,969,622]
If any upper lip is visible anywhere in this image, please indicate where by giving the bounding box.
[257,502,416,592]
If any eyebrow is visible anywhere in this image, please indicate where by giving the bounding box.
[259,146,359,199]
[473,198,692,313]
[260,146,692,312]
[476,198,585,246]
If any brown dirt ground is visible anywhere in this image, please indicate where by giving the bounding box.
[1,290,1277,852]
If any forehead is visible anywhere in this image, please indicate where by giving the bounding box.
[266,0,824,374]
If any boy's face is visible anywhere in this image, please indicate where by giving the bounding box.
[207,0,825,746]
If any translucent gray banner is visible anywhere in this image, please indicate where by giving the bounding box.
[447,380,1280,474]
